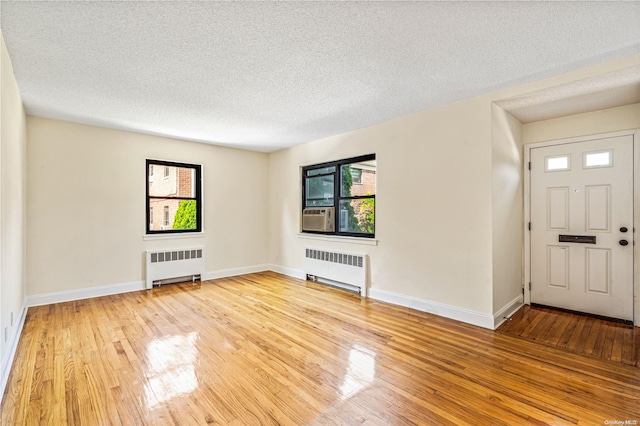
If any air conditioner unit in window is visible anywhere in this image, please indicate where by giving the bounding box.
[302,207,335,232]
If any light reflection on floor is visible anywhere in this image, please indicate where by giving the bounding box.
[339,344,377,400]
[143,332,199,409]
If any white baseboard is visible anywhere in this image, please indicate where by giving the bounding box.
[493,295,524,330]
[26,264,276,308]
[1,301,28,401]
[369,288,495,329]
[267,264,306,280]
[269,268,495,329]
[203,264,270,281]
[27,280,145,307]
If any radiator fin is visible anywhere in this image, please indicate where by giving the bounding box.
[150,249,203,263]
[305,248,364,268]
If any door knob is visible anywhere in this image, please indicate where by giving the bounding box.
[620,227,628,233]
[619,240,629,246]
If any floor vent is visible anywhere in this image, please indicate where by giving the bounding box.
[304,248,367,295]
[146,247,205,289]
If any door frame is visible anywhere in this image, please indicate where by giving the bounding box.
[524,129,640,325]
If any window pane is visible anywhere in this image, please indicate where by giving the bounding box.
[306,175,334,206]
[307,166,336,177]
[149,165,196,197]
[338,198,375,234]
[149,199,198,231]
[341,161,376,197]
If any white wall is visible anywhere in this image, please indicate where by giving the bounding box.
[523,103,640,145]
[269,96,496,326]
[268,54,639,329]
[27,117,269,297]
[491,105,523,325]
[0,32,28,392]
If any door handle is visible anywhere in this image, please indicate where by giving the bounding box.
[620,227,628,233]
[619,240,629,246]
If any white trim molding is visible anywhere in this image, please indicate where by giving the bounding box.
[142,232,205,241]
[268,265,306,280]
[27,280,145,307]
[493,295,524,330]
[369,288,495,330]
[297,233,378,246]
[204,264,270,281]
[1,302,28,400]
[269,268,501,329]
[634,129,640,326]
[26,264,276,308]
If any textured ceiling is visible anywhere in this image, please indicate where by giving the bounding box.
[1,1,639,152]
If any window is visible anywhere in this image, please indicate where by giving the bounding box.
[146,159,202,234]
[302,154,376,237]
[350,168,362,184]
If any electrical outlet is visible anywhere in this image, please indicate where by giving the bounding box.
[11,312,13,326]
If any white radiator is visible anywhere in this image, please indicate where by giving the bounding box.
[145,247,205,289]
[304,248,368,295]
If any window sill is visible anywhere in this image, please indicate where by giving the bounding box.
[297,233,378,246]
[143,232,205,241]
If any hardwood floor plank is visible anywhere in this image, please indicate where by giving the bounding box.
[3,272,640,425]
[523,309,556,341]
[620,327,635,367]
[565,314,588,351]
[556,312,578,348]
[611,325,626,362]
[588,320,608,357]
[574,316,595,353]
[600,324,617,360]
[501,305,638,368]
[543,311,571,346]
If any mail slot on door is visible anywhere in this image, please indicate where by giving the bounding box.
[559,235,597,244]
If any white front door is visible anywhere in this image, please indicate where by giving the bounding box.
[530,135,634,321]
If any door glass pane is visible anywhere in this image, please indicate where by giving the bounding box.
[584,150,612,168]
[305,175,334,206]
[338,198,375,234]
[149,199,198,231]
[545,155,570,172]
[149,165,196,197]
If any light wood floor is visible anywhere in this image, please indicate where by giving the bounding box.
[498,304,640,368]
[2,272,639,425]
